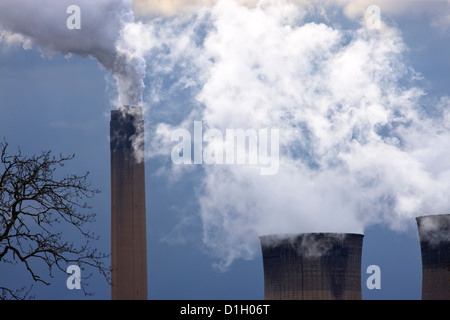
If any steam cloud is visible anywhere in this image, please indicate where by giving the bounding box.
[0,0,149,107]
[417,214,450,246]
[141,0,450,269]
[2,0,449,270]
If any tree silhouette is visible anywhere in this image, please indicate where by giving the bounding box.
[0,139,110,299]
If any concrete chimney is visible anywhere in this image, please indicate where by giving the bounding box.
[110,106,147,300]
[260,233,364,300]
[416,214,450,300]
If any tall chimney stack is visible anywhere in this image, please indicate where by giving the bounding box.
[260,233,364,300]
[416,214,450,300]
[110,106,147,300]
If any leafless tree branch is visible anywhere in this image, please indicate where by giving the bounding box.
[0,138,110,299]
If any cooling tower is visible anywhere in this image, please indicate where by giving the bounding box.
[110,106,147,300]
[416,214,450,300]
[260,233,364,300]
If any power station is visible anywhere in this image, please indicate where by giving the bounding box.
[110,106,148,300]
[107,108,449,300]
[260,233,364,300]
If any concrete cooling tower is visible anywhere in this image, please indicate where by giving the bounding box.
[416,214,450,300]
[110,106,148,300]
[260,233,364,300]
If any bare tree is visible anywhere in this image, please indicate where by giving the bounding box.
[0,139,110,299]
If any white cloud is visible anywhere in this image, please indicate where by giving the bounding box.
[132,0,449,20]
[0,30,33,49]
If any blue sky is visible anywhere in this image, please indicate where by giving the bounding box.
[0,0,449,300]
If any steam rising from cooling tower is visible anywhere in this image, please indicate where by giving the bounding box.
[128,0,450,270]
[416,214,450,300]
[140,0,450,270]
[260,233,364,300]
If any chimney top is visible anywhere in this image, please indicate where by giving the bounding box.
[110,107,143,151]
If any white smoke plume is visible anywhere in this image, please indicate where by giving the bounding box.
[0,0,150,107]
[140,0,450,269]
[260,233,357,258]
[417,214,450,246]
